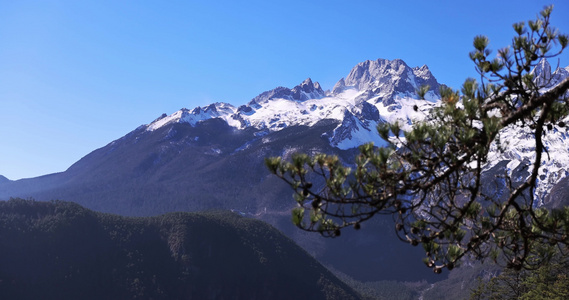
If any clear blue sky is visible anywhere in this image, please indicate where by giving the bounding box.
[1,0,568,180]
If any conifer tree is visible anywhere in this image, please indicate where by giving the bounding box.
[470,255,569,299]
[266,6,569,273]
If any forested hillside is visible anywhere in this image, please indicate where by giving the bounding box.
[0,199,360,300]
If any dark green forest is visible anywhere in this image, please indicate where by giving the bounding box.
[0,199,359,299]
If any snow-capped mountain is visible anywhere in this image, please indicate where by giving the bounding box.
[485,115,569,205]
[337,58,440,104]
[146,57,569,205]
[532,58,569,88]
[147,58,440,149]
[1,57,568,283]
[488,59,569,205]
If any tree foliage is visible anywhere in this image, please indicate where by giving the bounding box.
[267,6,569,274]
[470,255,569,300]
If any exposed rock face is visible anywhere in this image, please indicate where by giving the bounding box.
[249,78,326,105]
[413,64,440,95]
[356,100,381,123]
[336,58,441,105]
[329,110,358,146]
[291,78,326,101]
[533,59,553,87]
[332,77,346,94]
[532,58,569,90]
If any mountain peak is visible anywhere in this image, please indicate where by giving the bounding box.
[333,58,440,104]
[295,77,316,93]
[532,59,569,89]
[249,78,325,105]
[413,64,433,78]
[332,78,346,94]
[532,58,552,87]
[147,103,238,131]
[291,77,325,100]
[301,77,313,86]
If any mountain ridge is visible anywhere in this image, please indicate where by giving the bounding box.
[144,58,442,150]
[1,57,568,283]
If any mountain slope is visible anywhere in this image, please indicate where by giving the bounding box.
[0,199,360,300]
[485,59,569,205]
[1,57,568,283]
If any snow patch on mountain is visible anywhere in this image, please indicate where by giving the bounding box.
[333,119,388,149]
[337,58,440,106]
[485,60,569,204]
[147,103,239,131]
[146,58,441,150]
[249,78,326,105]
[144,57,569,205]
[485,117,569,205]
